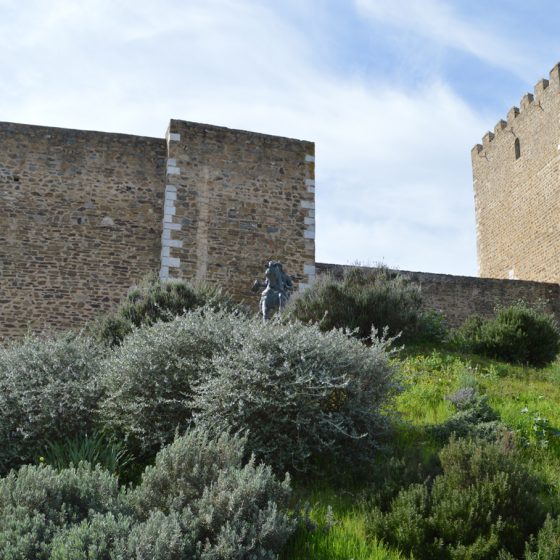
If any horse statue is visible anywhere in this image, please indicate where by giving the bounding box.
[251,261,294,321]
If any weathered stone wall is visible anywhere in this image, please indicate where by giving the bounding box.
[316,263,560,328]
[7,105,560,341]
[0,122,166,339]
[160,120,316,302]
[0,119,315,340]
[472,63,560,282]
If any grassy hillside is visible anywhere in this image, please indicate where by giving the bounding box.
[2,275,560,558]
[281,346,560,559]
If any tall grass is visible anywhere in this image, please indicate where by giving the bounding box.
[41,432,133,480]
[281,487,407,560]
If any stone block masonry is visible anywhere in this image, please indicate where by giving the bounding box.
[0,119,315,339]
[162,120,315,302]
[473,62,560,283]
[5,105,560,341]
[0,122,166,339]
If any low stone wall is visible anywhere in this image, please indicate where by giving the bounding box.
[316,263,560,328]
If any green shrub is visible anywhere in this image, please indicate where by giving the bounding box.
[193,318,399,474]
[453,303,560,367]
[431,387,508,443]
[99,309,240,460]
[286,266,445,343]
[130,428,247,515]
[126,510,198,560]
[0,462,121,560]
[129,428,294,557]
[0,429,293,559]
[91,275,234,347]
[0,334,103,474]
[368,436,548,559]
[49,512,132,560]
[366,442,443,512]
[524,515,560,559]
[101,308,399,475]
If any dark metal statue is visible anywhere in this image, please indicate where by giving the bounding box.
[252,261,294,321]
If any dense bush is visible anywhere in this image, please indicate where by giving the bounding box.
[0,334,103,474]
[49,512,133,560]
[0,462,121,559]
[193,317,399,474]
[431,387,508,443]
[91,276,234,346]
[286,266,446,343]
[452,303,560,367]
[368,436,548,559]
[101,308,399,474]
[524,515,560,559]
[128,428,294,557]
[100,309,241,460]
[0,429,294,559]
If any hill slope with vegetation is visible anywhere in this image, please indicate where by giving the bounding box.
[1,270,560,559]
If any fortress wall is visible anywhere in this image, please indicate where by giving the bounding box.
[161,120,316,303]
[316,263,560,328]
[472,63,560,283]
[0,122,166,339]
[10,106,558,341]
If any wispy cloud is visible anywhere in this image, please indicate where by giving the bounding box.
[0,0,487,275]
[354,0,535,78]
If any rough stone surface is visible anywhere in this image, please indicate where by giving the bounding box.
[0,119,315,340]
[164,120,315,303]
[0,122,166,339]
[472,63,560,282]
[316,263,560,328]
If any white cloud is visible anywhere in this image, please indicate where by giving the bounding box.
[0,0,485,275]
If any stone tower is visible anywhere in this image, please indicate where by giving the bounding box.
[472,63,560,283]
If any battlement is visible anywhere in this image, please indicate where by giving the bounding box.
[472,61,560,283]
[471,62,560,156]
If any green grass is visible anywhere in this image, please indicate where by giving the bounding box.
[280,486,408,559]
[281,346,560,557]
[396,348,560,492]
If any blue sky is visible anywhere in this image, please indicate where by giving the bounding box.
[1,0,559,276]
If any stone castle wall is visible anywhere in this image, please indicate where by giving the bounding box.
[472,63,560,283]
[4,106,560,341]
[316,264,560,328]
[161,120,316,301]
[0,120,315,340]
[0,122,166,339]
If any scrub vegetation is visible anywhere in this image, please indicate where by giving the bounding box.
[2,273,560,559]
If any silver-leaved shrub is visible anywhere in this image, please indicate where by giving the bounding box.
[193,318,399,474]
[0,429,293,559]
[99,309,241,459]
[100,309,399,474]
[0,334,103,474]
[0,462,122,559]
[127,427,294,559]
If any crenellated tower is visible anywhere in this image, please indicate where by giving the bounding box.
[472,63,560,283]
